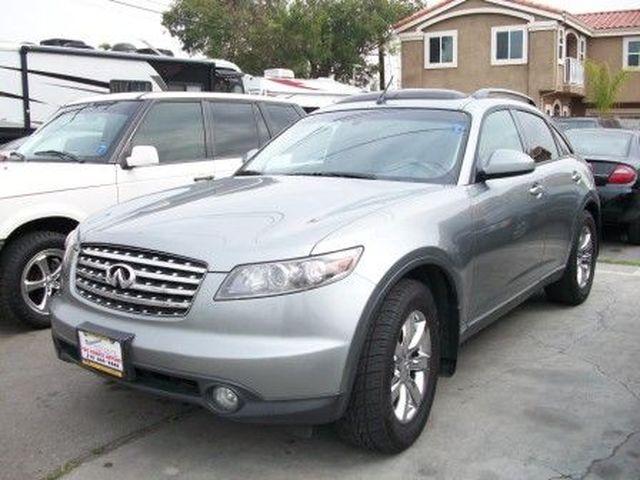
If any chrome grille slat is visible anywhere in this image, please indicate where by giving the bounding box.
[75,244,206,317]
[77,257,201,285]
[81,247,207,274]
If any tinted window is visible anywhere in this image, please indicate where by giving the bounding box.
[254,105,270,146]
[243,109,469,185]
[263,104,300,135]
[514,111,558,163]
[477,110,523,164]
[566,130,633,158]
[132,102,205,164]
[210,102,259,158]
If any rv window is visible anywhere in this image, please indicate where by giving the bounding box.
[209,102,259,158]
[132,102,206,163]
[110,80,152,93]
[263,104,300,135]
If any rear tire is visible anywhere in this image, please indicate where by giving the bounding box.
[337,279,440,453]
[545,211,597,306]
[627,223,640,245]
[0,231,66,329]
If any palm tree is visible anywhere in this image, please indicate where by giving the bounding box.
[585,60,629,116]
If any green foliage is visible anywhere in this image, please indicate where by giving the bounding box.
[162,0,421,83]
[585,60,629,115]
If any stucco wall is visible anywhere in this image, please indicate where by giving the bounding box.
[587,36,640,105]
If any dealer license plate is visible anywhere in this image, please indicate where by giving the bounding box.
[78,329,125,378]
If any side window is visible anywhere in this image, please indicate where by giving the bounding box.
[514,111,559,163]
[477,110,523,165]
[209,102,259,158]
[132,102,205,164]
[263,104,300,135]
[551,127,572,155]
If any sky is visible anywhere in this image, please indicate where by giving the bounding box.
[1,0,639,60]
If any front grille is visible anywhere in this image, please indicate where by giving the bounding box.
[74,245,207,317]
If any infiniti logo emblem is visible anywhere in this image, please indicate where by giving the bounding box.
[105,263,136,289]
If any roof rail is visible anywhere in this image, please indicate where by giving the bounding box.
[336,88,466,105]
[471,88,536,106]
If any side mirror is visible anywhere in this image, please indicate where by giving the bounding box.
[243,148,258,163]
[125,145,159,168]
[478,149,535,181]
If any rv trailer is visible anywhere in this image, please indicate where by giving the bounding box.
[0,42,244,143]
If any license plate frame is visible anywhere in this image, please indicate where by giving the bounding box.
[76,322,135,379]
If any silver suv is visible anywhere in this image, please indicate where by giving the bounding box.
[51,89,599,453]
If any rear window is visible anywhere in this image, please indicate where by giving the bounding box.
[566,130,632,158]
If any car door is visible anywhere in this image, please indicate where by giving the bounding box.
[513,110,579,272]
[116,100,216,202]
[207,100,263,178]
[469,108,547,320]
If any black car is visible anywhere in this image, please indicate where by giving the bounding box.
[556,117,622,131]
[566,128,640,243]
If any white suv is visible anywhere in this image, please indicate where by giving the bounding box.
[0,92,304,328]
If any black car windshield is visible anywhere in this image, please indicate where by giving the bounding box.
[566,130,633,158]
[241,108,469,184]
[16,101,140,163]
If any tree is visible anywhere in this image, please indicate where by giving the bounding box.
[585,60,629,116]
[162,0,421,85]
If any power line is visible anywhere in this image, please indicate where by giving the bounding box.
[103,0,164,15]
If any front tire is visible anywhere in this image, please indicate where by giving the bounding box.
[545,211,597,306]
[0,231,66,329]
[337,279,440,453]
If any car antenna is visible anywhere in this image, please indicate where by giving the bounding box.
[376,76,394,105]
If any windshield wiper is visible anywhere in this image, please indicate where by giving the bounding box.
[288,171,377,180]
[7,151,26,161]
[34,150,83,163]
[234,170,264,176]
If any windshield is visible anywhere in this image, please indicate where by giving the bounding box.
[241,108,469,184]
[16,101,140,163]
[566,130,633,158]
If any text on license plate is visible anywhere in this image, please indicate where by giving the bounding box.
[78,330,124,378]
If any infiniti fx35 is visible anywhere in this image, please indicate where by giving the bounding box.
[51,89,600,453]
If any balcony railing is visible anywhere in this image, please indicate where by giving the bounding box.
[565,57,584,86]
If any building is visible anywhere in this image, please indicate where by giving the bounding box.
[394,0,640,117]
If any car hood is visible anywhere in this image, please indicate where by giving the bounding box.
[0,161,115,199]
[81,175,442,271]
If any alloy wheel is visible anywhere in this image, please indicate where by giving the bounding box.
[20,248,64,315]
[391,310,431,423]
[576,226,594,289]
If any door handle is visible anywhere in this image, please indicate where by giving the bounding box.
[194,175,215,182]
[529,184,544,198]
[572,171,582,183]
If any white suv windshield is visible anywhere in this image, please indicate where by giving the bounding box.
[242,108,469,184]
[17,101,140,163]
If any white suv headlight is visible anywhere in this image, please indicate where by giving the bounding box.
[215,247,363,300]
[63,228,79,264]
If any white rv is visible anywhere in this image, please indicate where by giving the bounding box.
[244,68,365,112]
[0,42,244,143]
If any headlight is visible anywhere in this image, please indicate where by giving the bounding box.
[215,247,363,300]
[63,228,79,265]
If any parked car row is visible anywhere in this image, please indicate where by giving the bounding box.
[0,92,304,328]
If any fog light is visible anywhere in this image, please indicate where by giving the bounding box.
[210,386,240,413]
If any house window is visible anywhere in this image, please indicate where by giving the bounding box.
[424,30,458,69]
[492,25,528,65]
[579,37,586,62]
[624,37,640,69]
[558,28,565,64]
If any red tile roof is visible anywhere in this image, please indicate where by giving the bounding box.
[576,9,640,30]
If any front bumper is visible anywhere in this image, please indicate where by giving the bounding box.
[51,270,375,424]
[598,186,640,225]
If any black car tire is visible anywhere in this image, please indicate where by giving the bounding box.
[627,223,640,245]
[336,279,440,453]
[545,211,597,306]
[0,231,66,329]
